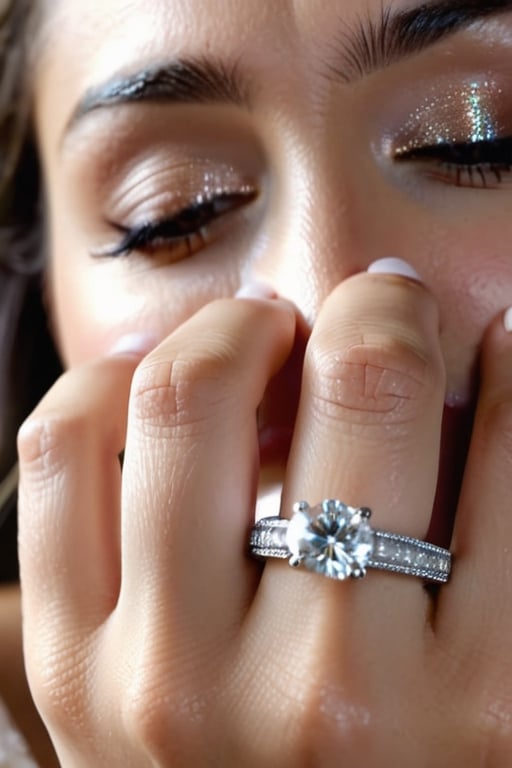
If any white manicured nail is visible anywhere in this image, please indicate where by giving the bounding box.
[108,332,158,357]
[368,258,422,281]
[236,281,277,299]
[504,308,512,333]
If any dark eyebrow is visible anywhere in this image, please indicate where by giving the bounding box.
[334,0,512,83]
[65,0,512,141]
[65,56,248,137]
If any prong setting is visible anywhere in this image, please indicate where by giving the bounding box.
[285,499,375,581]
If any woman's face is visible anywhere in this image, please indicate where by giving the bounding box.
[34,0,512,485]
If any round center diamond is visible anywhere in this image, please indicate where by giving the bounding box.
[286,499,374,580]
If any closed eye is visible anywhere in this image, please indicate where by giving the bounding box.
[93,188,257,259]
[395,136,512,188]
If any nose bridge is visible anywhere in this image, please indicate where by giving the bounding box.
[251,149,364,326]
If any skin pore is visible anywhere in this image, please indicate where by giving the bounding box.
[13,0,512,763]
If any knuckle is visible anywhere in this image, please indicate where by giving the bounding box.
[123,668,198,759]
[131,349,236,437]
[307,332,441,425]
[441,645,512,764]
[473,676,512,764]
[481,713,512,765]
[27,634,91,736]
[123,685,169,756]
[238,660,373,764]
[18,414,82,479]
[278,688,371,765]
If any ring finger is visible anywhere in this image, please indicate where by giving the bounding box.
[248,265,446,729]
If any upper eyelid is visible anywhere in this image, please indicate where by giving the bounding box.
[394,135,512,159]
[113,186,257,229]
[388,134,512,188]
[95,152,260,225]
[121,188,256,232]
[59,100,265,221]
[93,187,258,258]
[367,60,512,158]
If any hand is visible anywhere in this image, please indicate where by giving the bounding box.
[18,274,512,766]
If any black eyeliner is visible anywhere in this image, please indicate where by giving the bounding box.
[95,189,256,258]
[396,135,512,166]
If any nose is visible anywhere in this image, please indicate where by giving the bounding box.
[250,145,367,326]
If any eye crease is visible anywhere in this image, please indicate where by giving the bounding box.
[89,153,260,262]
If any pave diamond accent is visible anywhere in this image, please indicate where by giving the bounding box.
[285,500,374,581]
[249,517,289,558]
[368,531,450,581]
[250,500,452,584]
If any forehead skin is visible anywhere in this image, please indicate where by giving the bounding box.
[34,0,417,149]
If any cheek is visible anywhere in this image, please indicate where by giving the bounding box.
[48,249,230,367]
[367,185,512,400]
[44,176,243,367]
[427,233,512,400]
[50,259,146,365]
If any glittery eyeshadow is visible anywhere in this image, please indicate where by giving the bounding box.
[393,80,504,157]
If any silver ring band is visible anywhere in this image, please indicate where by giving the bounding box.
[250,500,451,584]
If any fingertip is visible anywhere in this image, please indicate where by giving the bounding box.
[234,284,298,332]
[478,308,512,392]
[367,258,422,282]
[107,332,159,359]
[481,308,512,348]
[503,307,512,334]
[235,280,278,300]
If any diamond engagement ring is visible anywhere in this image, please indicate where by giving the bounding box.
[249,499,451,583]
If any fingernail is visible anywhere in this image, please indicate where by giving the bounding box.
[368,258,422,281]
[108,332,159,357]
[236,280,277,299]
[504,308,512,333]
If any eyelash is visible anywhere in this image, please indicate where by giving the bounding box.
[396,135,512,188]
[98,189,257,259]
